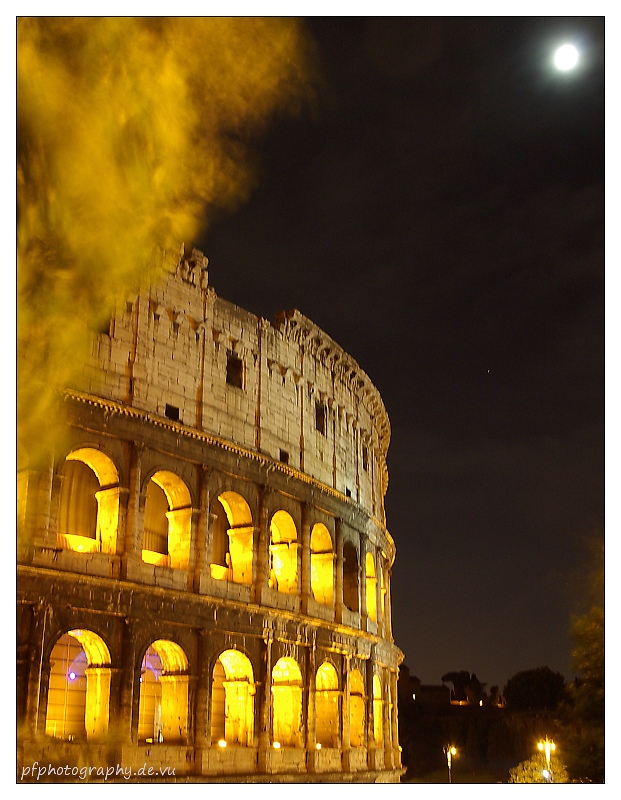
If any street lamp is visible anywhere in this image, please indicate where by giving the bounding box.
[538,737,556,782]
[444,744,457,783]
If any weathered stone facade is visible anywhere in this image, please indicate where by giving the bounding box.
[17,247,403,782]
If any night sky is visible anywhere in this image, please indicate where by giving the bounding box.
[198,17,605,692]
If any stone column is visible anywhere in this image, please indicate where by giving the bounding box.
[390,670,401,768]
[122,442,145,577]
[341,654,352,771]
[375,557,384,634]
[106,666,125,748]
[253,486,271,603]
[383,671,394,769]
[305,637,317,771]
[193,631,210,750]
[115,485,130,557]
[383,569,393,640]
[118,618,139,744]
[194,467,214,592]
[300,503,312,613]
[24,602,52,737]
[334,518,344,623]
[47,469,64,546]
[196,468,212,569]
[257,628,273,772]
[18,467,48,561]
[365,662,377,770]
[359,535,368,625]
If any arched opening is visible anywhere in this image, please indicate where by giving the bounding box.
[349,669,366,748]
[142,471,192,569]
[210,498,231,575]
[310,523,334,605]
[58,448,120,554]
[45,629,111,740]
[342,541,359,612]
[210,491,253,584]
[269,510,298,594]
[315,661,339,748]
[271,657,303,747]
[210,649,255,746]
[373,674,383,746]
[138,640,189,743]
[365,552,377,622]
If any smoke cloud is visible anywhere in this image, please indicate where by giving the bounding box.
[18,17,314,466]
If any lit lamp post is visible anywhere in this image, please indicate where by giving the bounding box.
[538,737,556,783]
[444,745,457,783]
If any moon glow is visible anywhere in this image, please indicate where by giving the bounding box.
[554,43,579,71]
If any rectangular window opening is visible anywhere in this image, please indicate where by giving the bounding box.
[315,401,326,435]
[362,444,369,472]
[279,449,289,465]
[226,354,244,388]
[165,404,180,422]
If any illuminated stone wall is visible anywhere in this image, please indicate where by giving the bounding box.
[83,247,389,525]
[17,247,403,782]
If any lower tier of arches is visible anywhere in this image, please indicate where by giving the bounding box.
[18,566,403,782]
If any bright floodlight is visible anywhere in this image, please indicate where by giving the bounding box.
[554,44,579,71]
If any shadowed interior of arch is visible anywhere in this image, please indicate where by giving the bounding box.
[138,639,189,743]
[310,523,334,605]
[58,448,120,554]
[269,510,298,593]
[271,657,303,747]
[211,649,255,745]
[142,471,192,568]
[45,629,111,741]
[315,661,339,748]
[210,491,254,583]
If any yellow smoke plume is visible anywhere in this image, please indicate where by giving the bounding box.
[17,17,314,468]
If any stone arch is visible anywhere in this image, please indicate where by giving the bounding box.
[210,649,255,746]
[342,540,359,612]
[210,490,254,584]
[310,523,334,605]
[315,661,339,748]
[142,470,192,569]
[138,639,189,743]
[349,668,366,748]
[373,673,383,745]
[269,510,298,594]
[271,657,303,747]
[365,551,377,622]
[58,448,120,554]
[45,629,111,740]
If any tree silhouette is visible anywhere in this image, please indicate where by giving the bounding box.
[561,535,604,782]
[503,666,565,711]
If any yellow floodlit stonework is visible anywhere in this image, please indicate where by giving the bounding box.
[17,247,403,782]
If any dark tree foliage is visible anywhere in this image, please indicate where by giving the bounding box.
[503,666,566,711]
[561,537,604,783]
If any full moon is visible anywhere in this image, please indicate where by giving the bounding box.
[554,43,579,71]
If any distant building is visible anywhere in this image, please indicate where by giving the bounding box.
[17,247,404,782]
[399,665,451,707]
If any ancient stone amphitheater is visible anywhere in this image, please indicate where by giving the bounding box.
[17,247,403,782]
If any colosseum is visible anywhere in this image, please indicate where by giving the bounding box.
[17,246,404,782]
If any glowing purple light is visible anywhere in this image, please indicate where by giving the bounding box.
[69,671,76,681]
